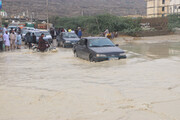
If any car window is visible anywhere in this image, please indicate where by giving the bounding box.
[63,33,78,38]
[88,38,115,47]
[22,31,28,34]
[34,32,41,37]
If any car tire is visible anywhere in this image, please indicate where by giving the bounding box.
[89,54,95,62]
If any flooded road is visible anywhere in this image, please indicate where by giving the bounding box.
[0,35,180,120]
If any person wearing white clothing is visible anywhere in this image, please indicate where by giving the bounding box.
[3,31,10,51]
[3,25,8,34]
[10,31,16,50]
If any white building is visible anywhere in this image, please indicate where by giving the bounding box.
[169,0,180,14]
[146,0,180,18]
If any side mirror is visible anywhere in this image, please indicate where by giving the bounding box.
[115,44,119,47]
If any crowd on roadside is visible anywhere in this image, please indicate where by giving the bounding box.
[103,29,118,39]
[50,27,83,39]
[0,25,22,52]
[0,25,84,53]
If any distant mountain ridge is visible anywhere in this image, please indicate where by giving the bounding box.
[3,0,146,19]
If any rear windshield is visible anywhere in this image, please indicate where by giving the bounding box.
[63,33,78,38]
[34,32,41,37]
[42,31,50,36]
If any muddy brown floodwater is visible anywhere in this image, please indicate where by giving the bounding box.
[0,35,180,120]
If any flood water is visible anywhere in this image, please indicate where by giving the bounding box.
[0,35,180,120]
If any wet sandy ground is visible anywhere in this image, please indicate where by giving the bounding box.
[0,35,180,120]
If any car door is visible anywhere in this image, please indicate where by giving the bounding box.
[75,39,83,58]
[77,39,89,60]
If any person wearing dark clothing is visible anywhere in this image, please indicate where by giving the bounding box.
[57,28,61,35]
[18,27,21,33]
[78,28,82,38]
[50,28,54,39]
[38,34,49,52]
[61,28,65,32]
[32,33,37,44]
[27,32,32,49]
[0,34,3,52]
[75,29,78,35]
[9,28,13,34]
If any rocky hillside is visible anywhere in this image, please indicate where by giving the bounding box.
[3,0,146,19]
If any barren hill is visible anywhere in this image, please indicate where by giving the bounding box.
[3,0,146,19]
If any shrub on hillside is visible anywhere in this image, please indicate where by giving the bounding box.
[168,14,180,30]
[50,14,142,35]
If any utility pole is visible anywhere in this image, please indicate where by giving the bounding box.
[0,0,2,27]
[46,0,49,30]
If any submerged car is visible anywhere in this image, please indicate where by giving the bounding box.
[73,37,126,62]
[57,32,80,48]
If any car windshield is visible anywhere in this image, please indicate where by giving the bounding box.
[22,31,28,34]
[88,38,115,47]
[28,28,35,30]
[63,33,78,38]
[34,32,41,37]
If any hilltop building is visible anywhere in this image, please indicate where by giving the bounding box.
[146,0,180,17]
[0,10,7,18]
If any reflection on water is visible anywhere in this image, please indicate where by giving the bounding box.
[121,42,180,59]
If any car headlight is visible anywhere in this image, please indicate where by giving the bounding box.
[65,41,71,43]
[120,53,126,56]
[96,54,107,57]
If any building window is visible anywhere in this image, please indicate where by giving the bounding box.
[162,7,165,11]
[162,0,165,4]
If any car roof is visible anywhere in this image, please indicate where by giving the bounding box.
[39,30,48,31]
[62,32,75,34]
[8,26,18,28]
[83,37,107,39]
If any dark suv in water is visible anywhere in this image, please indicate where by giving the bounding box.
[73,37,126,62]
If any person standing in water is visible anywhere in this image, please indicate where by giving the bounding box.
[17,32,22,49]
[3,31,10,51]
[26,32,32,49]
[0,34,3,52]
[32,33,37,44]
[10,31,16,50]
